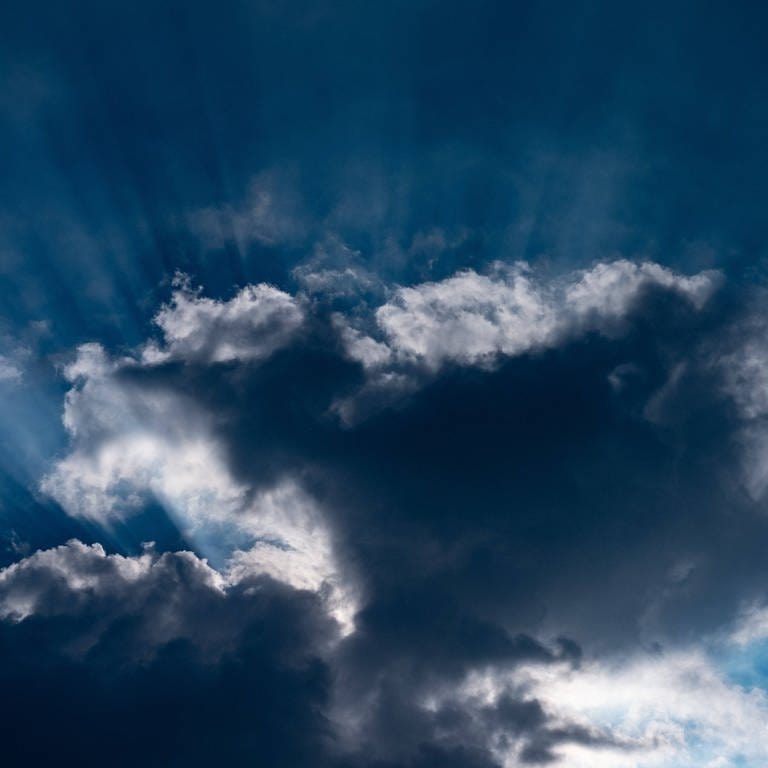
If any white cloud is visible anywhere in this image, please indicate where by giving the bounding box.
[40,342,357,632]
[0,538,347,661]
[729,601,768,647]
[342,260,719,373]
[374,263,558,371]
[423,644,768,768]
[331,260,720,421]
[142,274,304,365]
[521,650,768,768]
[0,539,223,624]
[291,234,378,299]
[38,261,721,628]
[564,260,716,320]
[42,343,234,523]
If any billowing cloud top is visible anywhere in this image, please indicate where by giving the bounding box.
[349,260,718,370]
[142,274,305,365]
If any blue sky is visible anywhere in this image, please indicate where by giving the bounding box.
[2,1,768,766]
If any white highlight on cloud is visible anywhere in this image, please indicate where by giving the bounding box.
[142,273,304,365]
[0,539,224,624]
[443,646,768,768]
[729,601,768,647]
[374,264,558,371]
[41,343,237,523]
[0,539,340,659]
[38,260,720,628]
[344,260,718,373]
[40,342,357,633]
[563,259,716,319]
[331,260,719,421]
[527,652,768,768]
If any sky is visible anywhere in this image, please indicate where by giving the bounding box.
[2,1,768,766]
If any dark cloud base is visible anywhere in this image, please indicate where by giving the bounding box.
[0,585,333,766]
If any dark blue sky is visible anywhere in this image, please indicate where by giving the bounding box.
[2,2,768,766]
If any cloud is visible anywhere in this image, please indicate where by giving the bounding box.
[42,342,239,523]
[332,259,720,421]
[0,537,344,659]
[0,541,336,768]
[40,342,357,632]
[361,260,718,371]
[3,539,767,768]
[26,262,768,768]
[141,273,305,365]
[0,540,223,639]
[717,312,768,422]
[710,300,768,499]
[0,354,22,383]
[184,170,310,250]
[329,629,598,767]
[0,540,592,768]
[729,601,768,647]
[510,647,768,767]
[373,263,558,371]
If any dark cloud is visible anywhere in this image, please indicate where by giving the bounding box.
[7,268,755,765]
[0,540,597,768]
[133,278,763,653]
[0,542,335,767]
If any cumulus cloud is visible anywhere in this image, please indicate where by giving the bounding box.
[331,259,720,421]
[0,537,344,659]
[511,648,768,767]
[0,540,336,768]
[40,342,356,632]
[729,601,768,647]
[383,635,768,768]
[328,632,603,767]
[3,538,766,768]
[352,260,718,372]
[42,342,237,523]
[717,312,768,422]
[0,539,605,768]
[142,273,305,365]
[0,540,221,635]
[373,263,558,371]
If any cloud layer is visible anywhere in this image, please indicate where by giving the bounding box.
[9,258,768,766]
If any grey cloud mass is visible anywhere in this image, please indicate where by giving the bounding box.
[16,255,768,767]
